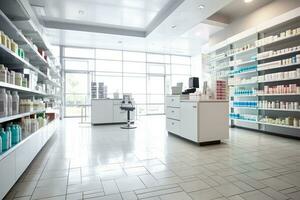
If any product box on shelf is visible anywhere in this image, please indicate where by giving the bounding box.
[24,69,38,90]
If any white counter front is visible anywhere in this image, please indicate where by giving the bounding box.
[166,95,229,144]
[91,99,135,125]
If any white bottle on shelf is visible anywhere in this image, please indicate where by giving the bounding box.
[7,90,12,116]
[0,88,8,117]
[12,91,19,115]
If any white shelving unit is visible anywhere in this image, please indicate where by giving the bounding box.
[0,6,62,199]
[206,13,300,138]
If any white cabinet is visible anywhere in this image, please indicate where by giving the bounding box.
[0,120,58,199]
[166,107,180,120]
[165,95,229,144]
[180,102,198,142]
[166,118,180,135]
[91,100,114,124]
[0,152,16,199]
[166,96,180,108]
[91,99,136,125]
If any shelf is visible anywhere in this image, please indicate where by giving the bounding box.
[231,95,257,97]
[258,77,300,83]
[0,82,47,95]
[257,93,300,96]
[259,108,300,112]
[257,33,300,48]
[0,110,46,123]
[228,47,257,57]
[229,82,258,86]
[231,107,258,110]
[257,62,300,71]
[230,118,258,123]
[0,44,47,79]
[208,54,230,63]
[230,59,257,67]
[230,70,257,76]
[257,48,300,61]
[258,121,300,130]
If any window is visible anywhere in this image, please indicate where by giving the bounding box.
[123,51,146,62]
[171,55,191,65]
[65,47,94,58]
[123,62,146,74]
[123,75,146,94]
[62,46,191,117]
[94,75,122,96]
[64,59,92,71]
[96,60,122,72]
[96,49,122,60]
[147,64,165,74]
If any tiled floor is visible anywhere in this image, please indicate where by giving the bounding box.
[5,116,300,200]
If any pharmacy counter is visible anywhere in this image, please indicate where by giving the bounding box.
[91,99,135,125]
[166,95,229,144]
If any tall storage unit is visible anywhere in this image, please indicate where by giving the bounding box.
[206,10,300,138]
[0,6,61,199]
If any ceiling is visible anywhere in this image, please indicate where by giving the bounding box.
[24,0,273,55]
[209,0,274,23]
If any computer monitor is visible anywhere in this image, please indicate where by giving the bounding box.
[189,77,199,88]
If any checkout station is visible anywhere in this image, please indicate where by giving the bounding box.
[91,94,136,128]
[91,77,229,144]
[166,77,229,145]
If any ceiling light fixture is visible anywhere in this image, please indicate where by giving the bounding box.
[171,25,176,29]
[118,41,123,44]
[78,10,84,15]
[198,4,205,9]
[244,0,253,3]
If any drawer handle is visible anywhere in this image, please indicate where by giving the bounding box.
[172,122,174,125]
[171,110,174,113]
[192,106,196,108]
[171,99,174,101]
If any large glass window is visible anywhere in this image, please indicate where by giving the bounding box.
[62,47,191,117]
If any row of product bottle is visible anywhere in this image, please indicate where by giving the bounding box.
[229,56,257,66]
[0,123,22,154]
[233,88,257,96]
[229,65,257,76]
[228,77,257,86]
[0,30,24,58]
[257,84,300,95]
[255,27,300,47]
[232,101,257,108]
[0,64,29,87]
[229,113,258,121]
[0,89,19,117]
[258,101,300,110]
[22,116,48,137]
[258,55,300,70]
[0,88,46,118]
[260,116,300,127]
[257,45,300,60]
[258,69,300,82]
[20,99,46,113]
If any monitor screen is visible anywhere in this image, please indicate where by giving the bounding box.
[189,77,199,88]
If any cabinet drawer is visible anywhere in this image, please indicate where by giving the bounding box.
[166,107,180,120]
[166,118,180,134]
[166,96,180,107]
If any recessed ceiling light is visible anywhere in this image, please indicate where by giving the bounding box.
[244,0,253,3]
[78,10,84,15]
[171,25,176,29]
[198,4,205,9]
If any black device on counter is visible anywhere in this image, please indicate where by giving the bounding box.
[182,77,199,94]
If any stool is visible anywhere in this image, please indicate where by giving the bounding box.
[120,103,136,129]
